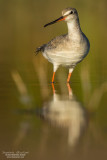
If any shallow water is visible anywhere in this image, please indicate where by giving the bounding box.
[0,70,107,160]
[0,0,107,159]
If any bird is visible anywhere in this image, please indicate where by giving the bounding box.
[35,7,90,83]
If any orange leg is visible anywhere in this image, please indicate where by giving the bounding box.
[67,83,71,93]
[67,83,73,98]
[67,72,72,83]
[52,83,55,93]
[52,72,55,83]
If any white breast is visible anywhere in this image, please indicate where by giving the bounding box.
[43,41,89,66]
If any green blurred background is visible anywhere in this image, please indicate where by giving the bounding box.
[1,0,107,82]
[0,0,107,108]
[0,0,107,159]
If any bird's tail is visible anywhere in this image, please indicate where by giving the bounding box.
[35,44,46,55]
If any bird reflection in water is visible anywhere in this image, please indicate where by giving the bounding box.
[40,83,87,147]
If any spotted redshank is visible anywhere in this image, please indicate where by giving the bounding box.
[35,7,90,83]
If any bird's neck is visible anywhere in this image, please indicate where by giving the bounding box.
[67,18,82,40]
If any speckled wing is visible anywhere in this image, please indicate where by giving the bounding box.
[44,34,68,52]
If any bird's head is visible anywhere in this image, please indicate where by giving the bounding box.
[44,7,78,27]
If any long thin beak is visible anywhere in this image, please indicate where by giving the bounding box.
[44,16,67,27]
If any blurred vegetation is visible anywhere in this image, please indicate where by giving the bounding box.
[0,0,107,82]
[0,1,107,159]
[0,0,107,107]
[0,0,106,116]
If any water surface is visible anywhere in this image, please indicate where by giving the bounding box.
[0,0,107,159]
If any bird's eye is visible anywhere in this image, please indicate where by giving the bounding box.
[70,11,73,14]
